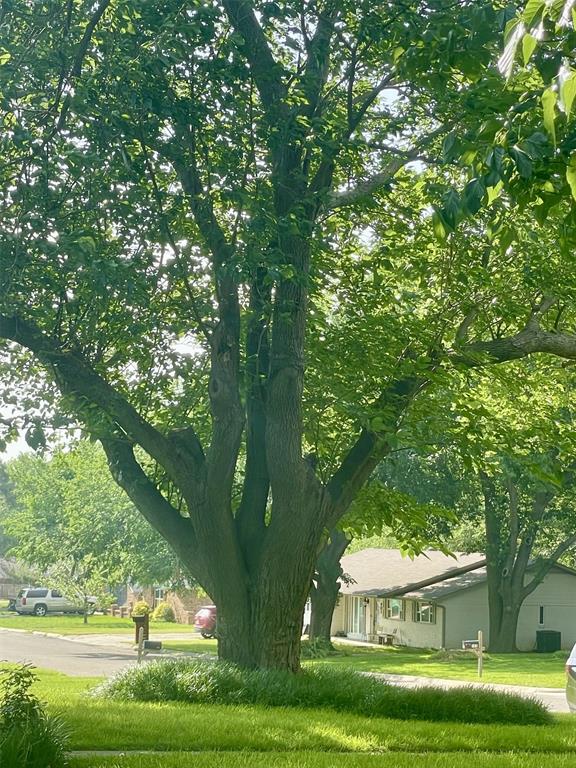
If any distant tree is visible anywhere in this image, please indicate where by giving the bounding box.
[391,364,576,652]
[2,442,178,620]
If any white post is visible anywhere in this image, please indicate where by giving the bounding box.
[137,626,144,663]
[477,629,483,678]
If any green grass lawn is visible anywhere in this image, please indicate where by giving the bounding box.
[160,640,567,688]
[67,754,576,768]
[1,666,573,768]
[0,613,197,635]
[0,610,566,688]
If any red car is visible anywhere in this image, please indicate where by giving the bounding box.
[194,605,217,639]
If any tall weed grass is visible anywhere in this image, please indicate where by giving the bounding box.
[0,664,69,767]
[93,659,551,725]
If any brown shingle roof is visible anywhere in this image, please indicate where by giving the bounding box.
[339,548,486,598]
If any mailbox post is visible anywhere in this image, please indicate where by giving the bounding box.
[132,613,149,644]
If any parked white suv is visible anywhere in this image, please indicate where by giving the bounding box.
[15,588,96,617]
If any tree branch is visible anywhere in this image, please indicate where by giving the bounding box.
[325,373,426,525]
[451,326,576,365]
[221,0,286,114]
[300,3,339,117]
[46,0,112,141]
[523,535,576,600]
[326,157,408,209]
[0,314,202,491]
[100,436,199,566]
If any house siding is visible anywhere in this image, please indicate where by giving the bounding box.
[334,567,576,650]
[517,571,576,651]
[439,570,576,651]
[335,595,443,648]
[440,585,489,650]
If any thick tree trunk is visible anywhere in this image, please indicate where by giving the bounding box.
[487,601,521,653]
[309,585,338,643]
[309,529,350,643]
[216,586,308,671]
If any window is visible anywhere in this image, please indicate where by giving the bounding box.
[539,606,545,626]
[154,588,166,601]
[413,601,436,624]
[27,589,48,598]
[51,590,62,598]
[385,598,405,620]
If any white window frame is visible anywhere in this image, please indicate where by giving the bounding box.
[385,598,405,621]
[413,601,436,624]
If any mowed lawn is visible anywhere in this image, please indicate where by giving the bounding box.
[9,666,576,768]
[0,609,568,687]
[0,612,198,636]
[160,640,568,688]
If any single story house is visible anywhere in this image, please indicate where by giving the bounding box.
[331,548,576,651]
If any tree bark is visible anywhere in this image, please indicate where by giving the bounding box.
[309,529,350,643]
[487,595,521,653]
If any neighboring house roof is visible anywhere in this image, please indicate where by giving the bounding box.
[339,548,486,598]
[340,549,576,601]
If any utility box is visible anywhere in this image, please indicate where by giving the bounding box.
[536,629,561,653]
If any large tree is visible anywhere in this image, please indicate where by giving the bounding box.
[394,364,576,652]
[2,1,576,670]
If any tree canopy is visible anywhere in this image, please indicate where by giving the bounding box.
[2,0,576,669]
[1,442,178,590]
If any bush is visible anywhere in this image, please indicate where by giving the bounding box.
[152,602,176,623]
[429,649,489,662]
[300,639,337,659]
[0,664,69,768]
[131,600,151,617]
[93,659,551,726]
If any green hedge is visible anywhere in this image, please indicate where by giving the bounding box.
[93,659,551,726]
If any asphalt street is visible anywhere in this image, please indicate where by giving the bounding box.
[0,628,142,676]
[0,629,570,712]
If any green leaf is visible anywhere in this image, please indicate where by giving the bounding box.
[499,19,525,79]
[522,33,538,64]
[561,70,576,119]
[486,181,503,205]
[566,162,576,200]
[523,0,545,25]
[432,211,447,241]
[442,131,458,162]
[463,178,485,214]
[0,50,10,66]
[509,145,533,178]
[542,87,558,146]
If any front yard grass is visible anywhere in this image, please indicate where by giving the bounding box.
[0,613,197,635]
[0,665,572,767]
[23,667,576,756]
[68,753,576,768]
[160,640,566,688]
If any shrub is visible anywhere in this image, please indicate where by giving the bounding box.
[0,664,69,768]
[93,659,551,726]
[131,600,151,616]
[152,602,176,623]
[300,639,337,659]
[429,649,489,662]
